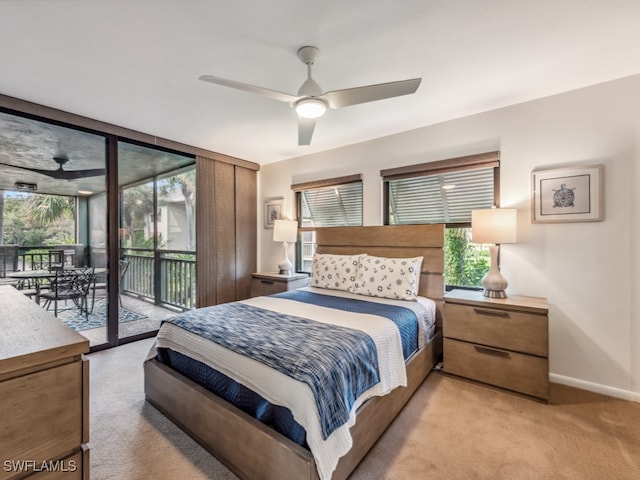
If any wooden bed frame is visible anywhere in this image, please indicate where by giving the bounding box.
[144,224,444,480]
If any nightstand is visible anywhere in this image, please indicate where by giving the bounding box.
[443,289,549,400]
[250,272,309,297]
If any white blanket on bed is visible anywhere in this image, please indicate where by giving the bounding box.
[146,288,435,480]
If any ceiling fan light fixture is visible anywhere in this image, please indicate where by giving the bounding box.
[15,181,37,192]
[295,98,327,119]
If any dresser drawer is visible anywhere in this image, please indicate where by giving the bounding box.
[0,361,83,480]
[444,303,548,357]
[444,338,549,399]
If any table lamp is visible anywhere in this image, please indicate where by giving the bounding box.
[471,208,517,298]
[273,219,298,275]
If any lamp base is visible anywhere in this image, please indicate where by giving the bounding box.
[480,244,508,299]
[277,241,293,276]
[482,288,507,299]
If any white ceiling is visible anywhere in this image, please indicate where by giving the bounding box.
[1,0,639,165]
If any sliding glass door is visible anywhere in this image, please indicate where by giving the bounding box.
[0,109,197,349]
[116,141,196,341]
[0,110,110,347]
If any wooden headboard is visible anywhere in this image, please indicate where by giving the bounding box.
[314,224,445,302]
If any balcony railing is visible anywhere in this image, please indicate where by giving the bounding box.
[121,248,196,311]
[302,241,315,259]
[15,245,196,312]
[17,247,78,271]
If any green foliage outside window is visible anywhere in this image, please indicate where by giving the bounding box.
[444,227,490,288]
[1,193,75,246]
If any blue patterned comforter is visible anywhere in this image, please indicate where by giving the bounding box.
[166,302,380,439]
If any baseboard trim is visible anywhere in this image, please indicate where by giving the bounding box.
[550,373,640,403]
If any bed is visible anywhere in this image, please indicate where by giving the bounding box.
[144,224,444,480]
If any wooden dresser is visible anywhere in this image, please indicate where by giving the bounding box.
[0,286,89,480]
[250,272,309,297]
[443,289,549,400]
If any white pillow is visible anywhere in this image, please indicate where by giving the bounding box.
[310,253,366,292]
[353,255,423,301]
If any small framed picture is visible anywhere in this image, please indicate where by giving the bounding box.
[264,197,284,228]
[531,164,604,223]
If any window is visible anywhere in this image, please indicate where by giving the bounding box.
[382,152,500,289]
[292,174,363,272]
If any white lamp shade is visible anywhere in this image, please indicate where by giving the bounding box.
[472,208,517,244]
[273,219,298,243]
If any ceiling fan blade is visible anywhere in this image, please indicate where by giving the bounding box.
[47,168,106,180]
[199,75,299,104]
[0,162,105,180]
[0,162,62,178]
[298,117,317,146]
[324,78,421,109]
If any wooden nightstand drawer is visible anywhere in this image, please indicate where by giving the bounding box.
[250,273,309,297]
[443,303,548,357]
[443,289,549,400]
[444,338,549,399]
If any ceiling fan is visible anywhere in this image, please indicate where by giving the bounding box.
[0,156,106,180]
[199,46,422,145]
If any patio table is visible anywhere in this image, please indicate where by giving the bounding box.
[8,268,106,304]
[7,270,57,303]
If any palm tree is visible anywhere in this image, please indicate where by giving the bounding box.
[159,168,196,251]
[177,169,195,251]
[121,183,155,247]
[26,194,75,224]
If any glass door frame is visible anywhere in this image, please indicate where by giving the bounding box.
[0,94,213,352]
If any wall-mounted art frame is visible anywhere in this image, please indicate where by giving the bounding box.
[531,164,603,223]
[264,196,284,228]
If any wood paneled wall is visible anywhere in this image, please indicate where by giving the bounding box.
[235,166,257,300]
[196,156,257,307]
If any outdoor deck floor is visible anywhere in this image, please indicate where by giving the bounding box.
[79,294,180,347]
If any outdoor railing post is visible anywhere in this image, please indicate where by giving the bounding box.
[154,250,162,306]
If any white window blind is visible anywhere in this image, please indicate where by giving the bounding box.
[300,182,363,227]
[292,174,363,273]
[388,167,495,224]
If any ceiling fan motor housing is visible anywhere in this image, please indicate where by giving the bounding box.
[53,156,70,168]
[297,46,319,65]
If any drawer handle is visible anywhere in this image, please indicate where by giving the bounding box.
[474,345,511,359]
[260,280,275,285]
[473,308,510,318]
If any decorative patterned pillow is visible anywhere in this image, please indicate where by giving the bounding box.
[352,255,423,301]
[310,253,366,292]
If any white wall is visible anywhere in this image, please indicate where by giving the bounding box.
[258,74,640,401]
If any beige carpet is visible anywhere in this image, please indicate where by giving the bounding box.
[89,339,640,480]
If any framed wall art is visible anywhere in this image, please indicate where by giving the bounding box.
[264,196,284,228]
[531,164,603,223]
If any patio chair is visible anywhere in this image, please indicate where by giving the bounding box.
[89,259,130,313]
[41,267,96,318]
[48,249,66,271]
[26,249,64,272]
